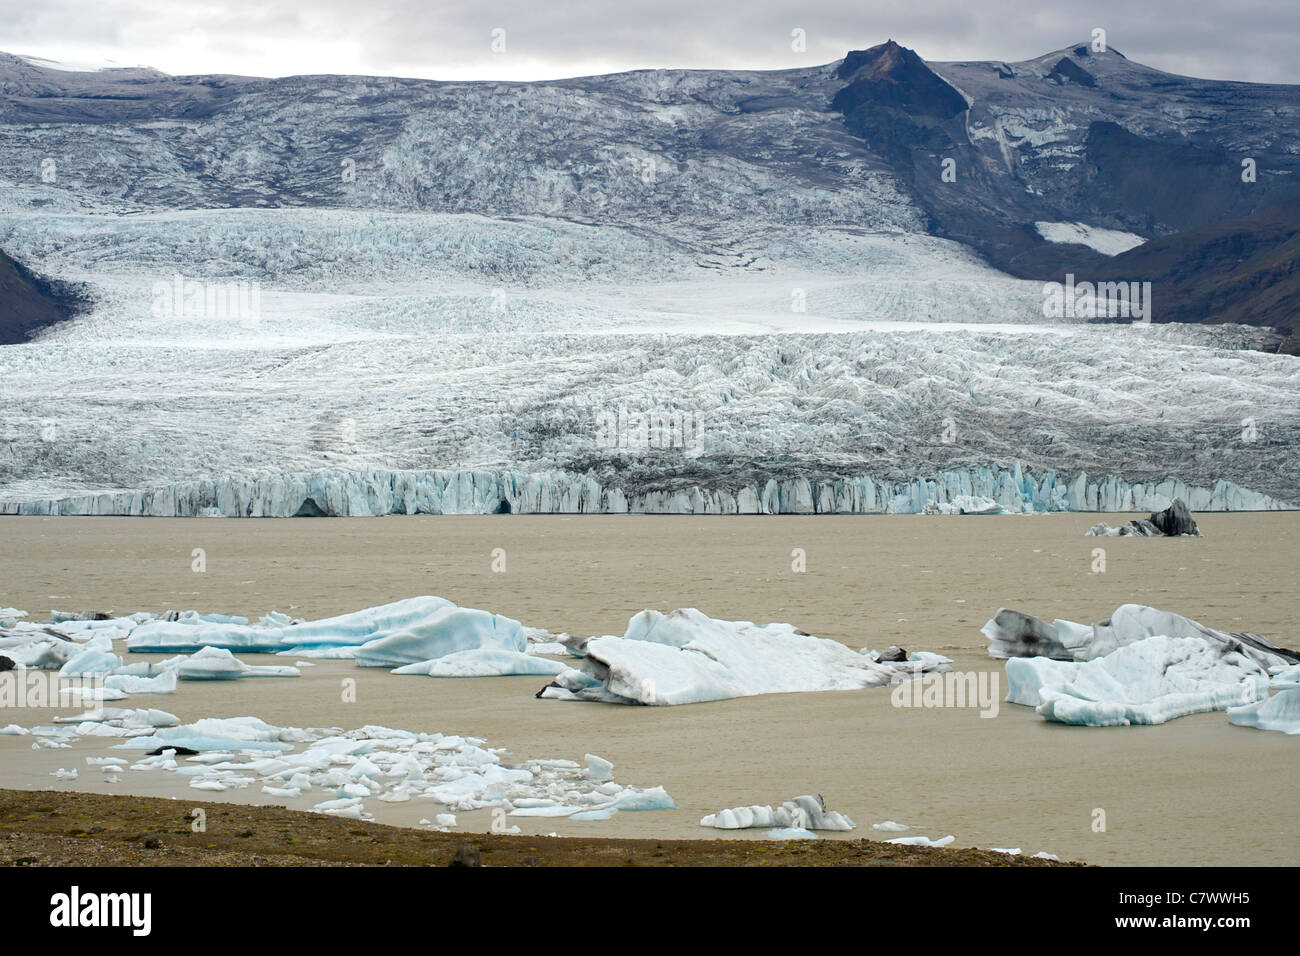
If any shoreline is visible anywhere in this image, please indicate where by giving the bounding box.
[0,790,1077,867]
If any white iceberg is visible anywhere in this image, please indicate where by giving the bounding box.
[1228,666,1300,733]
[356,606,526,667]
[1005,635,1269,726]
[984,603,1297,671]
[886,834,955,847]
[539,608,950,706]
[700,794,854,832]
[406,650,566,677]
[174,646,301,680]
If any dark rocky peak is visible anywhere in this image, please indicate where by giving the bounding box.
[833,40,968,120]
[1047,57,1098,87]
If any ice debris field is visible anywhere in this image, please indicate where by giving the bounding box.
[0,597,954,706]
[3,593,1293,855]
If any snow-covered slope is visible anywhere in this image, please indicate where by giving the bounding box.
[0,46,1297,513]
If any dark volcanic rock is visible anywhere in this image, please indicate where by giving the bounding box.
[1148,498,1200,536]
[1087,498,1202,537]
[0,248,91,344]
[1047,57,1097,87]
[1084,198,1300,352]
[832,40,968,169]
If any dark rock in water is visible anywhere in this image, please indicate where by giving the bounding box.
[1149,498,1200,536]
[448,843,482,867]
[1086,498,1201,537]
[877,645,908,662]
[146,745,200,756]
[0,655,13,671]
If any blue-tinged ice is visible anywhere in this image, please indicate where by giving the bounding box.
[391,649,566,677]
[1005,635,1269,726]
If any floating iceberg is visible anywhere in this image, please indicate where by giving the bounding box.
[90,717,676,823]
[700,794,854,831]
[1227,689,1300,734]
[539,608,950,706]
[355,606,525,668]
[392,649,568,677]
[1085,498,1201,537]
[983,603,1297,671]
[1227,664,1300,734]
[1005,635,1269,726]
[126,620,286,653]
[887,834,955,847]
[174,647,301,681]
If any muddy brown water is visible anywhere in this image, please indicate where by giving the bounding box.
[1,513,1296,865]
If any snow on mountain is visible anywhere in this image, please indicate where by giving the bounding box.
[1034,222,1146,256]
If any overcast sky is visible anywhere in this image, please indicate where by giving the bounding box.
[2,0,1297,85]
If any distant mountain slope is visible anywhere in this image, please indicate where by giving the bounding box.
[0,248,89,343]
[1088,198,1300,353]
[0,41,1297,339]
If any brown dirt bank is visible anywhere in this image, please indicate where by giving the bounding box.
[0,789,1077,867]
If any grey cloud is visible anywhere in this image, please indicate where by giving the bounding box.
[1,0,1296,84]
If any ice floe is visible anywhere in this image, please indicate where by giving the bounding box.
[49,715,679,826]
[700,794,854,831]
[983,603,1297,671]
[173,647,301,680]
[1005,635,1269,726]
[539,608,950,705]
[392,650,568,677]
[887,834,955,847]
[1227,664,1300,734]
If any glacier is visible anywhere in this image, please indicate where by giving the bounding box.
[538,607,951,706]
[1,462,1289,517]
[0,51,1297,515]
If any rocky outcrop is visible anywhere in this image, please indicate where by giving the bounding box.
[1086,497,1203,536]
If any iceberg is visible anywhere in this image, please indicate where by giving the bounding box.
[124,596,457,652]
[1005,635,1269,726]
[539,608,950,706]
[126,620,286,653]
[886,834,955,847]
[983,603,1297,671]
[700,794,854,831]
[104,670,179,694]
[355,606,526,668]
[1227,664,1300,734]
[174,647,301,681]
[1227,688,1300,734]
[392,649,568,677]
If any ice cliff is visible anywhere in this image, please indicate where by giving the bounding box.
[0,463,1289,517]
